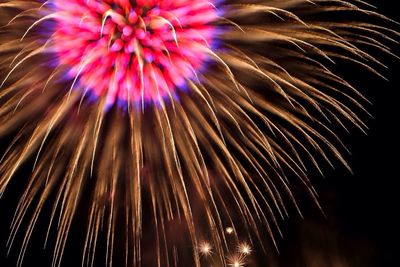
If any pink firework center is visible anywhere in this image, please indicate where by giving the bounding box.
[53,0,219,108]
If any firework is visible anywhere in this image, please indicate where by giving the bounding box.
[51,0,219,107]
[0,0,397,267]
[238,243,251,255]
[199,241,213,256]
[227,253,247,267]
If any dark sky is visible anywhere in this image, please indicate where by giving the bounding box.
[1,1,399,267]
[272,1,400,266]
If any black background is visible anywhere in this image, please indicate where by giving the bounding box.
[272,0,400,266]
[1,0,399,266]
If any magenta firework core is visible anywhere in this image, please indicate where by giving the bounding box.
[53,0,219,107]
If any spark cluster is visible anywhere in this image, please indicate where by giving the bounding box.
[199,235,253,267]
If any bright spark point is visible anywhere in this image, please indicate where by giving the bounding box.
[230,260,244,267]
[199,241,212,256]
[227,254,246,267]
[239,243,252,255]
[226,227,234,234]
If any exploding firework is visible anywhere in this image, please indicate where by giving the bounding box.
[0,0,397,266]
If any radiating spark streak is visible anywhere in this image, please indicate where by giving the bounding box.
[20,13,59,41]
[1,44,47,89]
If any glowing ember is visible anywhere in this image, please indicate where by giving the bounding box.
[226,227,234,234]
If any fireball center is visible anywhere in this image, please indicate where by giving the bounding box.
[102,4,169,63]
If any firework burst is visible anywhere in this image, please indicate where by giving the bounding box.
[52,0,219,107]
[0,0,397,266]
